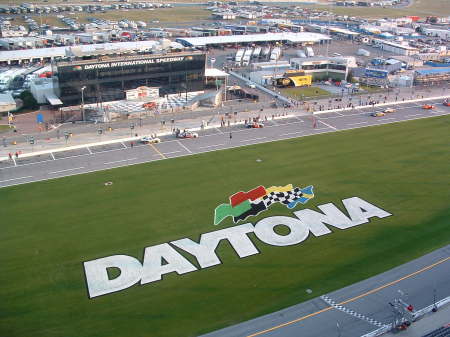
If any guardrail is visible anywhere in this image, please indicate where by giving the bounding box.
[360,295,450,337]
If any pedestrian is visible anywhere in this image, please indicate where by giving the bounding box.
[15,152,18,158]
[8,152,12,160]
[229,132,232,140]
[130,141,134,148]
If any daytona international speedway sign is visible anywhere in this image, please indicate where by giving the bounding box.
[83,184,392,298]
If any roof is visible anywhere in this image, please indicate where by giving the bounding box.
[176,32,331,47]
[205,68,229,77]
[415,67,450,75]
[45,92,63,106]
[0,40,162,62]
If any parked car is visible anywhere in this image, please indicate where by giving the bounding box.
[422,104,434,110]
[176,130,198,138]
[383,108,396,113]
[371,111,385,117]
[245,122,264,128]
[140,135,161,144]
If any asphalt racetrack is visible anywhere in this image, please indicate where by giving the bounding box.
[1,98,448,189]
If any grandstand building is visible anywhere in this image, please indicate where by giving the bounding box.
[53,51,206,106]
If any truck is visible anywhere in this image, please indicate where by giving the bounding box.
[252,46,262,59]
[261,46,271,59]
[241,48,253,66]
[234,48,245,65]
[270,47,281,61]
[305,46,314,57]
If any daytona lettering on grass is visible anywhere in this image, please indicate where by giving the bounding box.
[83,197,391,298]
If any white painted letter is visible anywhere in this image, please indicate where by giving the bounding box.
[171,223,258,269]
[342,197,392,223]
[294,203,357,237]
[253,216,309,246]
[141,243,197,284]
[84,255,143,298]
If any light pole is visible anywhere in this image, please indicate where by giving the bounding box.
[81,86,86,122]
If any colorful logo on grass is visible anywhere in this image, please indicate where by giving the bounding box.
[214,184,314,225]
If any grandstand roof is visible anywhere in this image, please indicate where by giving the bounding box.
[176,32,331,47]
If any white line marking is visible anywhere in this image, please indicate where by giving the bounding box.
[120,141,127,149]
[0,175,33,183]
[50,152,55,160]
[48,167,84,175]
[215,127,224,134]
[176,141,192,153]
[335,111,344,116]
[379,117,396,122]
[199,143,225,149]
[12,157,16,166]
[279,131,302,136]
[87,147,93,154]
[104,158,137,165]
[348,122,368,126]
[240,137,266,142]
[409,113,423,117]
[319,120,338,130]
[163,150,182,155]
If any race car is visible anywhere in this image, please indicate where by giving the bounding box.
[443,100,450,107]
[422,104,435,110]
[177,131,198,139]
[245,122,264,128]
[140,135,161,144]
[383,107,396,113]
[371,111,385,117]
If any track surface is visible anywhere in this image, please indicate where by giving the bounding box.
[202,246,450,337]
[1,99,448,189]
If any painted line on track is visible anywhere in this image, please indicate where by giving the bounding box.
[0,175,33,183]
[104,158,137,165]
[149,143,166,159]
[247,256,450,337]
[50,152,56,160]
[176,140,192,154]
[87,147,93,154]
[348,122,368,126]
[48,167,85,175]
[163,150,182,155]
[12,157,16,166]
[199,143,226,149]
[319,120,338,130]
[240,137,266,142]
[409,113,423,117]
[279,131,302,137]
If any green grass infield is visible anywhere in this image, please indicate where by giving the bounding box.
[1,115,449,337]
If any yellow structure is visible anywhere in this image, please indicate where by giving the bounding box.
[288,75,312,87]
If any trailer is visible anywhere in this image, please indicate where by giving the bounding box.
[242,47,253,66]
[305,46,314,57]
[235,48,245,65]
[252,46,262,59]
[270,47,281,61]
[261,46,271,59]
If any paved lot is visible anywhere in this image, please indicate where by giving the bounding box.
[0,98,448,189]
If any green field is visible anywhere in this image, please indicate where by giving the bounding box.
[280,86,331,100]
[301,0,450,18]
[1,115,450,337]
[10,7,211,27]
[0,124,10,133]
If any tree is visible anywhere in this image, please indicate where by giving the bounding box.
[19,91,38,110]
